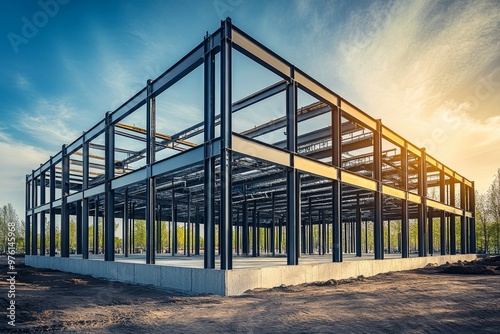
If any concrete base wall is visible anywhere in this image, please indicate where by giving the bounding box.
[26,254,477,296]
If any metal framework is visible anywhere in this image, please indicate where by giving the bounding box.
[25,18,476,270]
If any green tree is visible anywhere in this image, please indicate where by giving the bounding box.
[0,203,23,253]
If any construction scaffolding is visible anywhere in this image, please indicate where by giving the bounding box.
[25,18,476,271]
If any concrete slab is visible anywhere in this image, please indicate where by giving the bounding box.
[25,253,477,296]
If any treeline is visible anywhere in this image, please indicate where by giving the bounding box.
[475,169,500,253]
[0,203,25,253]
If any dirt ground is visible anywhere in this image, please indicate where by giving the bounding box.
[1,255,499,333]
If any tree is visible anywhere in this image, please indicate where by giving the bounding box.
[475,192,490,253]
[487,169,500,253]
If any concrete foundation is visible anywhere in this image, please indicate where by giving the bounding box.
[25,254,477,296]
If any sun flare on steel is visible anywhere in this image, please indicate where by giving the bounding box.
[25,18,475,270]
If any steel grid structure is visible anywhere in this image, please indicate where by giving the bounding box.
[25,18,476,270]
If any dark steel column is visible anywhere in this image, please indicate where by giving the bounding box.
[220,18,233,270]
[356,197,362,257]
[460,182,467,254]
[470,182,476,253]
[373,121,383,260]
[93,198,98,254]
[332,104,342,262]
[252,201,257,257]
[195,206,200,255]
[32,213,37,255]
[31,172,37,255]
[25,175,30,255]
[156,204,162,254]
[321,210,326,255]
[76,200,82,254]
[271,193,276,256]
[440,170,446,255]
[61,145,70,258]
[104,112,115,262]
[172,187,177,255]
[82,141,89,259]
[203,33,216,269]
[257,212,261,256]
[387,219,391,254]
[450,180,456,255]
[417,148,427,257]
[40,172,46,256]
[242,189,249,255]
[145,79,156,264]
[278,217,283,254]
[187,195,191,257]
[308,198,313,255]
[401,144,409,258]
[123,190,129,257]
[428,207,433,255]
[286,74,299,265]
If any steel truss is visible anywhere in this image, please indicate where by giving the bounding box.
[26,18,476,269]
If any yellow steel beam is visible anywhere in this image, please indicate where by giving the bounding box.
[115,123,197,147]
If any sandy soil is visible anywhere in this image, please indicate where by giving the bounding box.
[1,255,499,333]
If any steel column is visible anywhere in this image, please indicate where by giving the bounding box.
[25,175,30,255]
[195,206,200,255]
[308,198,313,254]
[355,197,362,257]
[252,201,257,257]
[203,32,216,269]
[331,103,342,262]
[401,144,409,258]
[123,189,129,257]
[450,180,456,255]
[220,18,233,270]
[82,141,89,259]
[417,149,427,257]
[40,172,46,256]
[104,112,115,262]
[156,204,162,254]
[440,170,446,255]
[460,182,467,254]
[373,121,383,260]
[61,145,70,258]
[76,200,82,254]
[93,199,98,254]
[271,193,276,256]
[187,195,191,257]
[470,182,476,253]
[145,79,156,264]
[428,207,433,255]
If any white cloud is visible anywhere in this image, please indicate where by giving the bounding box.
[0,132,51,217]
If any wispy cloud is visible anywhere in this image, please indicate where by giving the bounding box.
[0,131,51,215]
[17,98,82,148]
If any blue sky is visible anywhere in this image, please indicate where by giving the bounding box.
[0,0,499,217]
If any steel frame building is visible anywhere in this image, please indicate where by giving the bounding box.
[25,18,476,271]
